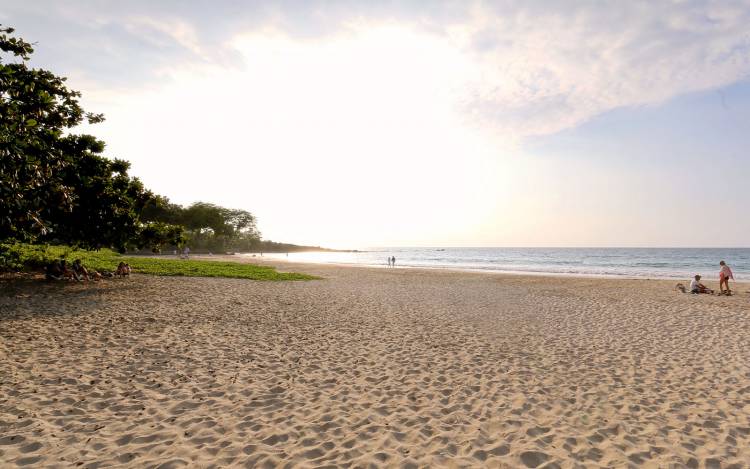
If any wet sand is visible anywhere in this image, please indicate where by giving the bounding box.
[2,260,750,468]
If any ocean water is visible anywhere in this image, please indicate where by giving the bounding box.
[255,248,750,280]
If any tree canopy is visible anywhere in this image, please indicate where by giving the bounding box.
[0,25,183,252]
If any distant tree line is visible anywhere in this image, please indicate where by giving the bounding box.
[140,198,261,253]
[0,25,321,255]
[139,197,343,254]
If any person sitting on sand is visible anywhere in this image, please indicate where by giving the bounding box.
[45,260,64,281]
[59,260,80,281]
[115,262,131,278]
[690,275,713,294]
[719,260,734,295]
[71,259,89,281]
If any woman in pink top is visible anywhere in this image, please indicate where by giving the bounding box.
[719,260,734,295]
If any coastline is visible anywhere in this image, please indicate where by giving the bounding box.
[232,253,750,283]
[2,261,750,467]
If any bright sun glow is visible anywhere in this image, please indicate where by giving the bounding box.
[87,25,516,247]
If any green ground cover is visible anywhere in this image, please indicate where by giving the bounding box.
[0,243,317,281]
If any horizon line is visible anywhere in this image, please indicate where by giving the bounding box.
[335,246,750,250]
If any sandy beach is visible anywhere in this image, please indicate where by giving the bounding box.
[2,260,750,468]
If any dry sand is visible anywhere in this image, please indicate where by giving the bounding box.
[2,259,750,468]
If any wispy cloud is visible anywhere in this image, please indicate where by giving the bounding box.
[450,1,750,136]
[3,0,750,137]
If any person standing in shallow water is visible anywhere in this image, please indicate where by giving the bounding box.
[719,260,734,295]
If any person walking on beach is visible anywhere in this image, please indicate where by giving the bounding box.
[386,256,391,267]
[391,256,396,267]
[719,260,734,295]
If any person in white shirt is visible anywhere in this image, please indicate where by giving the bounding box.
[690,274,712,294]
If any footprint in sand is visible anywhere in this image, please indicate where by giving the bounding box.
[520,450,550,468]
[0,435,26,445]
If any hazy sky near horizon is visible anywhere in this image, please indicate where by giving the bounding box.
[3,1,750,248]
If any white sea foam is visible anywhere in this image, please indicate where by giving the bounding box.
[250,248,750,280]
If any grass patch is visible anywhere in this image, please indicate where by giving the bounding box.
[0,243,318,281]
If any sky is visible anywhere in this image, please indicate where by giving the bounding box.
[2,1,749,248]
